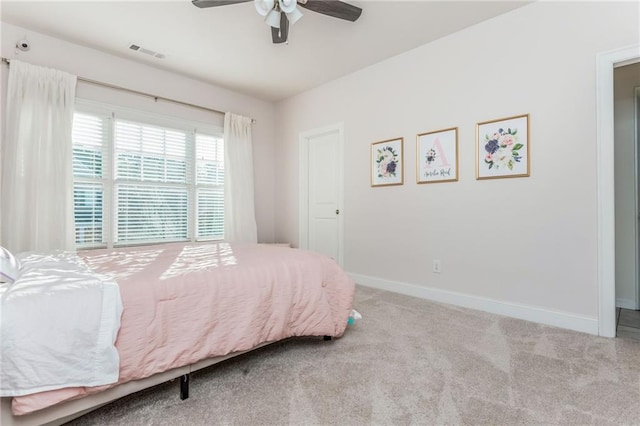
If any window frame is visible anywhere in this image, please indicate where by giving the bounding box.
[73,99,224,249]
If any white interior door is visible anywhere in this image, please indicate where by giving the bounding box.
[299,123,344,265]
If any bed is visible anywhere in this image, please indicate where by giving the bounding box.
[0,242,355,426]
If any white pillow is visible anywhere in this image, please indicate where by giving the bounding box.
[0,247,21,284]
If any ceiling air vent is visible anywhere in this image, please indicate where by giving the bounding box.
[129,43,165,59]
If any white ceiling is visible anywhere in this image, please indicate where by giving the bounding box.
[0,1,530,101]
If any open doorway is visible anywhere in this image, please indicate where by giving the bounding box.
[615,68,640,339]
[596,44,640,338]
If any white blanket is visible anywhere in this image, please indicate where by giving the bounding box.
[0,251,123,397]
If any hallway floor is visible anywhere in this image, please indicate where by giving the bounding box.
[616,308,640,340]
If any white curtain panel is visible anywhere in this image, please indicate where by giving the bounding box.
[1,60,77,253]
[223,112,257,243]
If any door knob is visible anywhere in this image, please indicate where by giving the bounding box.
[336,209,340,215]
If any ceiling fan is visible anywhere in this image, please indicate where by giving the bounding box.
[192,0,362,44]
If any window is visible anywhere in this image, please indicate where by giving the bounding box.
[72,102,224,248]
[195,134,225,239]
[73,112,107,247]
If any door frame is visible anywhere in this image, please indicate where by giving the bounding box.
[298,122,345,266]
[596,43,640,337]
[635,86,640,310]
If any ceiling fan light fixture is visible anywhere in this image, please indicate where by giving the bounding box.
[265,9,281,28]
[191,0,362,44]
[286,7,303,25]
[254,0,275,17]
[278,0,297,14]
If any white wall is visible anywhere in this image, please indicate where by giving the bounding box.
[275,1,639,332]
[614,62,640,309]
[0,22,276,243]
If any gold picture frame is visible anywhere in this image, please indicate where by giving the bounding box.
[371,137,404,187]
[476,113,530,180]
[416,127,458,184]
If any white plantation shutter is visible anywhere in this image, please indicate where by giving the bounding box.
[115,121,187,183]
[116,185,188,243]
[72,103,224,248]
[73,182,104,246]
[197,188,224,239]
[196,134,224,240]
[72,112,109,248]
[114,120,191,245]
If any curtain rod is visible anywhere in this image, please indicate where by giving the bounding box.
[1,57,256,123]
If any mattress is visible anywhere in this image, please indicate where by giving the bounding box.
[10,242,355,415]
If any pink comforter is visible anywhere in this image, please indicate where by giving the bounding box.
[12,242,355,415]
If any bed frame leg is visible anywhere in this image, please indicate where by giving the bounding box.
[180,374,190,400]
[323,335,332,341]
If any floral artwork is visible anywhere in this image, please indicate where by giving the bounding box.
[425,148,437,165]
[483,128,522,170]
[476,114,529,179]
[376,146,399,178]
[371,138,403,186]
[417,127,458,184]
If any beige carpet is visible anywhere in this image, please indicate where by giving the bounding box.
[67,285,640,425]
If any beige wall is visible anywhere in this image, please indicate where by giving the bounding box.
[274,1,639,325]
[615,62,640,309]
[0,22,277,243]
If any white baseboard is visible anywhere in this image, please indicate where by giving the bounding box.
[349,273,599,335]
[616,298,639,310]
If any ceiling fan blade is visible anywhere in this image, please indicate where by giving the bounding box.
[192,0,252,8]
[271,13,290,44]
[298,0,362,22]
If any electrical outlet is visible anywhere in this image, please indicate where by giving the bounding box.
[433,259,441,274]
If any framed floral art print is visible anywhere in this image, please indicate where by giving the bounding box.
[371,137,403,187]
[476,114,530,180]
[417,127,458,184]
